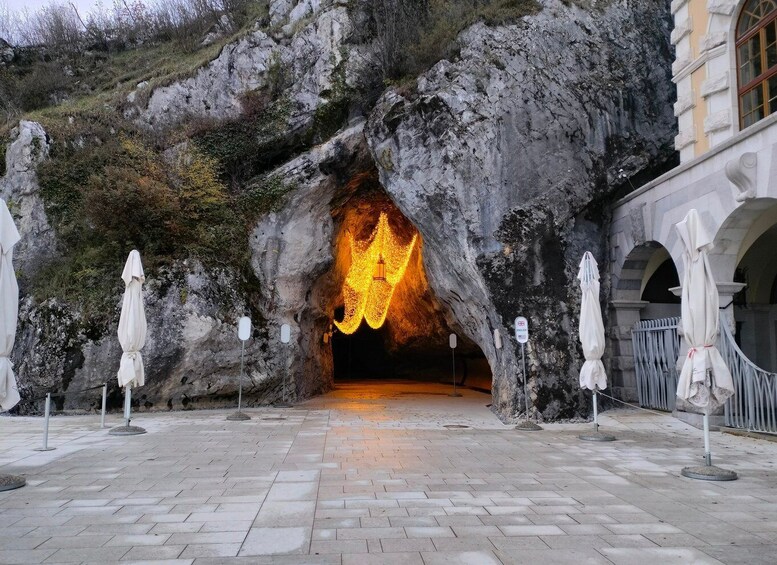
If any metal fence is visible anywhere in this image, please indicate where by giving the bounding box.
[720,322,777,433]
[632,315,777,433]
[632,317,682,412]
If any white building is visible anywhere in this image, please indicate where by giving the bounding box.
[609,0,777,414]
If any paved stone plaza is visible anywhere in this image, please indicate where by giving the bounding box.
[1,381,776,565]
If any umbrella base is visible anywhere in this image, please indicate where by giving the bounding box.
[681,465,738,481]
[0,474,26,492]
[33,447,56,451]
[109,425,147,436]
[515,420,543,431]
[226,411,251,421]
[273,402,293,408]
[579,431,616,442]
[448,392,463,397]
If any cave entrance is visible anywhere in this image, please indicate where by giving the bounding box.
[326,188,492,392]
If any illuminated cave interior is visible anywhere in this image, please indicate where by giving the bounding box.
[325,189,492,390]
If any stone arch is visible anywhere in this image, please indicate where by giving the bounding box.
[710,197,777,281]
[610,241,681,400]
[714,197,777,370]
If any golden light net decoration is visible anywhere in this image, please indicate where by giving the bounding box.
[335,212,418,335]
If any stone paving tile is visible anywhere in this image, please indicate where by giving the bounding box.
[423,550,503,564]
[342,552,423,565]
[120,545,187,560]
[600,546,726,564]
[494,547,612,565]
[0,549,58,564]
[238,527,309,555]
[179,543,242,558]
[43,546,131,562]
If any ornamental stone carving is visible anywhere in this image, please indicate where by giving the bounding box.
[701,71,729,98]
[706,0,737,16]
[725,152,757,201]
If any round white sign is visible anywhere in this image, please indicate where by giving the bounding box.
[280,323,291,344]
[449,333,457,349]
[514,316,529,344]
[238,316,251,341]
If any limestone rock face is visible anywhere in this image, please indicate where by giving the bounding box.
[0,120,57,287]
[365,0,677,419]
[134,0,368,133]
[12,261,285,413]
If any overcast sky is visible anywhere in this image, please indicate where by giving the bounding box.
[3,0,106,17]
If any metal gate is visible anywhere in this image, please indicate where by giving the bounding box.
[632,317,681,412]
[720,322,777,433]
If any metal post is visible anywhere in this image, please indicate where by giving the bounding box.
[100,383,107,429]
[703,413,712,466]
[124,384,131,427]
[109,381,146,435]
[448,340,461,397]
[522,343,529,418]
[237,340,245,413]
[593,390,599,432]
[35,393,55,451]
[680,406,736,481]
[515,343,542,430]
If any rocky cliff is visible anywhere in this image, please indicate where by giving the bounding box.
[2,0,676,419]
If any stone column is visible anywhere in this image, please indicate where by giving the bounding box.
[609,300,648,402]
[717,282,747,335]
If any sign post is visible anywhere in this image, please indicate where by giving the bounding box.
[514,316,542,431]
[227,316,252,421]
[448,333,461,397]
[276,323,292,408]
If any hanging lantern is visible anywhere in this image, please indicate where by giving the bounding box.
[373,254,386,281]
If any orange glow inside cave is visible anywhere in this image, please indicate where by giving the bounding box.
[334,212,418,334]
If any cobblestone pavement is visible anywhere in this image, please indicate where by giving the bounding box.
[1,381,776,564]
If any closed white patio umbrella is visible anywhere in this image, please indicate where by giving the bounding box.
[675,209,736,480]
[0,198,25,490]
[577,252,614,442]
[109,250,147,436]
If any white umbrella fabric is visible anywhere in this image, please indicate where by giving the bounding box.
[110,250,147,436]
[577,252,614,441]
[578,252,607,392]
[0,198,20,412]
[675,209,736,480]
[117,250,146,389]
[0,198,25,490]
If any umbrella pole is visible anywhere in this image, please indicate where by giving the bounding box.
[110,382,146,435]
[680,409,736,481]
[124,384,131,427]
[580,387,615,442]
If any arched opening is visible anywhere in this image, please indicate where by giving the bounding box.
[614,242,681,320]
[640,248,681,317]
[610,241,681,401]
[325,185,492,393]
[732,204,777,371]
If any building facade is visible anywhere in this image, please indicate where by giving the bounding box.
[609,0,777,401]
